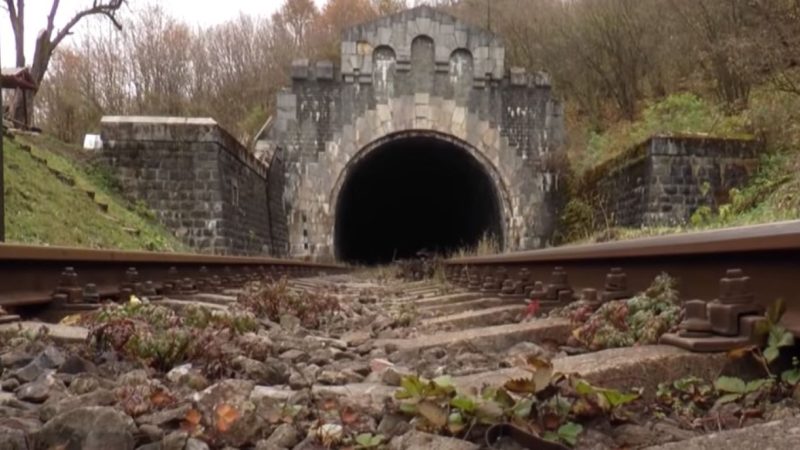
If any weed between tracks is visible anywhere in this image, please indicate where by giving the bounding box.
[551,274,683,350]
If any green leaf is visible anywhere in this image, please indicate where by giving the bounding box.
[450,395,477,413]
[493,388,515,408]
[355,434,374,447]
[399,402,417,415]
[574,379,595,396]
[767,298,786,324]
[447,412,466,434]
[370,435,385,446]
[558,422,584,446]
[399,376,424,398]
[768,326,795,349]
[542,431,560,443]
[782,368,800,386]
[433,375,454,389]
[602,389,640,408]
[715,376,746,394]
[764,346,780,364]
[512,398,534,419]
[745,379,769,393]
[714,393,742,407]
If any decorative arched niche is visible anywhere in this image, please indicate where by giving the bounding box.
[373,45,396,102]
[411,35,435,93]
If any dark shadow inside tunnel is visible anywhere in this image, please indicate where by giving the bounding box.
[335,134,504,265]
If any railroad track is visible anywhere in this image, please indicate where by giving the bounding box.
[1,224,798,449]
[0,244,346,319]
[443,220,800,351]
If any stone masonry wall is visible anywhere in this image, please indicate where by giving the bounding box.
[583,135,760,228]
[259,6,566,260]
[644,136,760,226]
[100,117,278,255]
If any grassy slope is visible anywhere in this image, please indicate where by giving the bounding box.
[3,133,185,252]
[566,90,800,244]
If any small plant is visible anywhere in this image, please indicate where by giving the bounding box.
[394,356,641,447]
[126,328,194,372]
[568,273,681,350]
[714,376,772,407]
[353,433,385,449]
[782,357,800,386]
[728,299,795,376]
[543,422,583,447]
[239,279,340,329]
[656,376,715,418]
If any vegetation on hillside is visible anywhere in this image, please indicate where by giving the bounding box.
[2,134,185,251]
[8,0,800,248]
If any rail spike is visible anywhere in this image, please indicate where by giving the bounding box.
[660,268,766,352]
[53,267,83,304]
[528,267,575,306]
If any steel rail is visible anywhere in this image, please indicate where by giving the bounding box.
[0,244,346,309]
[444,220,800,335]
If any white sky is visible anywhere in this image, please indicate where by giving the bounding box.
[1,0,326,66]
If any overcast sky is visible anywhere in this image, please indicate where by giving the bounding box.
[1,0,326,65]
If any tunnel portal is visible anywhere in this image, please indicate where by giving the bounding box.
[334,134,504,265]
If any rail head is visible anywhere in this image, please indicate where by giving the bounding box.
[447,220,800,265]
[0,244,345,269]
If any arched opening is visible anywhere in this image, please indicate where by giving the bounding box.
[334,133,504,265]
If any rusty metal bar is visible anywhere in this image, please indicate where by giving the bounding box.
[0,244,347,308]
[445,221,800,336]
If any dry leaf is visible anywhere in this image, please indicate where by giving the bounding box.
[321,398,339,411]
[215,404,240,433]
[150,389,175,409]
[727,346,757,360]
[504,377,538,394]
[182,408,202,432]
[340,405,359,426]
[417,400,448,428]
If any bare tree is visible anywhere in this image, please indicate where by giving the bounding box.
[4,0,127,125]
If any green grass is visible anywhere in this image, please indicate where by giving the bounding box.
[575,93,752,174]
[3,134,185,252]
[566,89,800,244]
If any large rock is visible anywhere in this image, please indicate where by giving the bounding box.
[39,388,116,422]
[193,380,264,447]
[232,356,289,385]
[0,425,28,450]
[646,416,800,450]
[10,347,65,384]
[389,431,479,450]
[263,423,299,448]
[34,406,137,450]
[16,371,64,403]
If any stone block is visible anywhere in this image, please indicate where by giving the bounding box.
[291,59,310,80]
[316,61,334,80]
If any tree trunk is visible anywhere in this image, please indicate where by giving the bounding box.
[11,33,53,127]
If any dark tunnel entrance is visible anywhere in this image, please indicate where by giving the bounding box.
[334,134,504,265]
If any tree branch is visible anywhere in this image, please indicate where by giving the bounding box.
[51,0,125,49]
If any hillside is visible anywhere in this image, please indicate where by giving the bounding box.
[2,132,185,251]
[561,89,800,243]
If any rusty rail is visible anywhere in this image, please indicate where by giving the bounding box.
[0,244,346,309]
[444,220,800,351]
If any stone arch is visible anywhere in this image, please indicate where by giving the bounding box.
[411,35,435,92]
[373,45,396,101]
[330,129,513,263]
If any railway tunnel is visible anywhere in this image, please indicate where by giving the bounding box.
[334,133,504,265]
